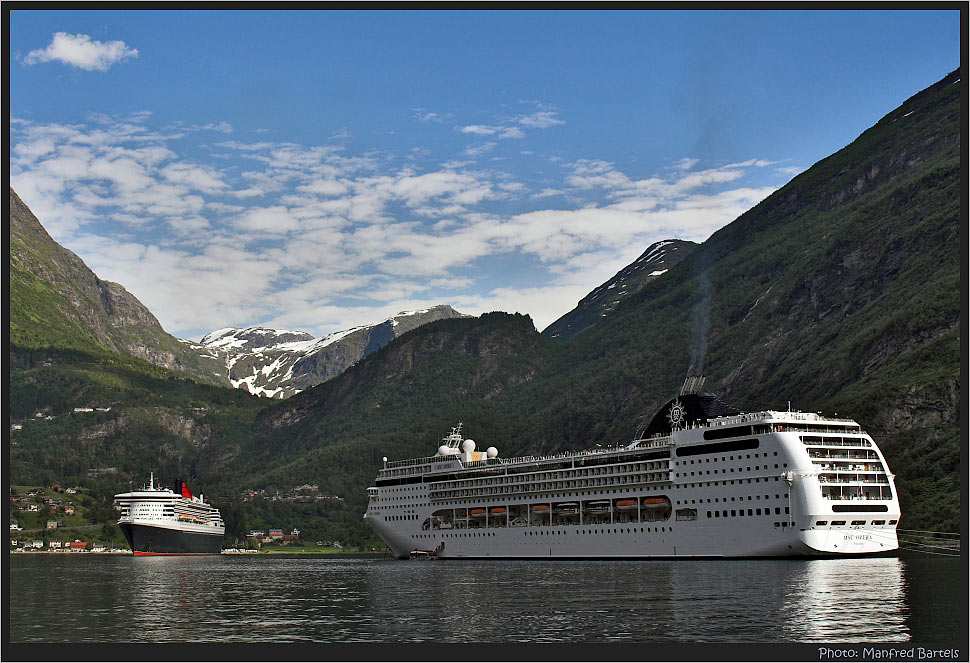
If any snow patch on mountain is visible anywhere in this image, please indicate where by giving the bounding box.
[198,305,468,399]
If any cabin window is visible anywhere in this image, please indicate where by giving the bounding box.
[832,521,846,526]
[815,520,828,526]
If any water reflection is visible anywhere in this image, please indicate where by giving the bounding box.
[7,554,944,643]
[778,558,908,642]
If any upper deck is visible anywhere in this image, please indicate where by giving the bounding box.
[375,410,866,483]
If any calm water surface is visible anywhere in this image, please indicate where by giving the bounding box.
[7,552,961,643]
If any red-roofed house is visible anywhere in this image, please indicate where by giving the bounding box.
[69,541,87,552]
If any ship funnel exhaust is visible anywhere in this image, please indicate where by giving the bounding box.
[679,374,706,396]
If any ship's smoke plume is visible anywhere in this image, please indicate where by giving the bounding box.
[688,271,713,375]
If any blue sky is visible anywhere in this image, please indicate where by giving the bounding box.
[9,9,960,340]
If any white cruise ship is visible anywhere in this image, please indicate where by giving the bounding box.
[114,473,225,556]
[364,378,900,559]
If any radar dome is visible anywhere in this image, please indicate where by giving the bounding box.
[486,446,498,458]
[462,439,476,452]
[438,445,450,456]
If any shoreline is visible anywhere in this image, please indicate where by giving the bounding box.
[10,548,388,556]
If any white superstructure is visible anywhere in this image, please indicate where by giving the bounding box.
[364,398,900,559]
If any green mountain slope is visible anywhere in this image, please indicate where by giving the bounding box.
[518,68,962,531]
[9,188,229,386]
[196,312,557,497]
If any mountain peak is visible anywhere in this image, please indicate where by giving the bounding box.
[542,238,697,341]
[198,304,470,398]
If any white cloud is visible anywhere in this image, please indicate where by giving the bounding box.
[10,113,787,338]
[233,206,302,233]
[515,111,565,129]
[412,109,453,123]
[464,142,497,158]
[23,32,138,71]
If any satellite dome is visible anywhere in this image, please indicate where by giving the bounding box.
[438,445,450,456]
[462,439,476,452]
[486,446,498,458]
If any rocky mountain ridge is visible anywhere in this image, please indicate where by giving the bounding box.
[194,305,469,398]
[543,238,697,340]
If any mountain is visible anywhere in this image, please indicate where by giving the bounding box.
[518,68,962,529]
[543,238,697,341]
[212,68,961,533]
[9,188,229,387]
[195,312,556,494]
[196,305,469,398]
[8,69,961,541]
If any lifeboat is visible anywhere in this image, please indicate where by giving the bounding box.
[643,497,669,507]
[470,508,487,518]
[615,499,638,511]
[490,507,507,515]
[531,504,550,513]
[555,502,579,514]
[587,501,611,512]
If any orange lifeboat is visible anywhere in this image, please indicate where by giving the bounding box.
[470,508,487,518]
[615,499,638,511]
[531,504,550,512]
[490,507,507,515]
[643,497,668,507]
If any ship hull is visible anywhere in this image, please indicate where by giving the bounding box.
[120,522,223,555]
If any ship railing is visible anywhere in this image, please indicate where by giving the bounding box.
[817,477,890,484]
[627,437,672,449]
[382,456,438,471]
[756,411,861,424]
[800,438,872,447]
[382,438,669,475]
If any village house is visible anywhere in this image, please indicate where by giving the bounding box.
[69,541,87,552]
[268,528,284,540]
[64,505,75,515]
[48,541,63,548]
[280,535,299,545]
[30,540,44,549]
[46,520,58,529]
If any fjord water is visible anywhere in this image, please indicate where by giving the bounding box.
[8,553,959,643]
